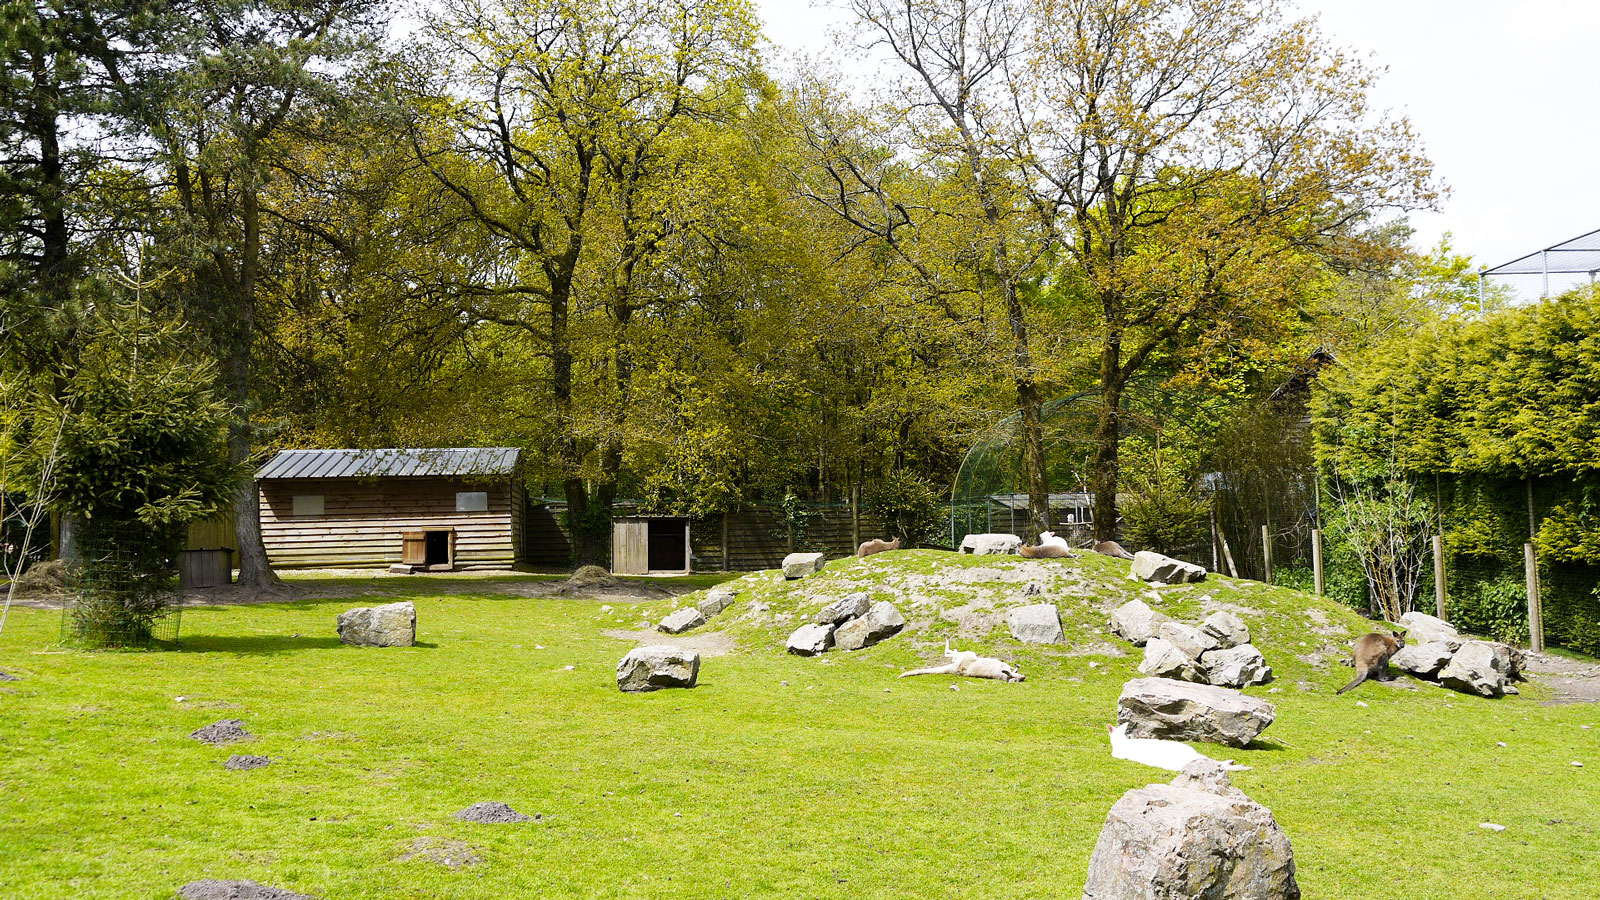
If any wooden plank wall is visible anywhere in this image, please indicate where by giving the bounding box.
[259,477,516,570]
[185,511,239,570]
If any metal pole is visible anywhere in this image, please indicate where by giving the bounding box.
[1542,249,1550,299]
[1311,528,1325,596]
[1432,534,1446,620]
[1525,542,1544,653]
[1477,270,1485,312]
[1261,524,1273,585]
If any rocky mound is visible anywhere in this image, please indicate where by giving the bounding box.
[225,755,271,770]
[178,880,314,900]
[190,719,253,745]
[455,801,533,823]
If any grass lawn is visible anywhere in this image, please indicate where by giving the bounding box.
[1,554,1597,899]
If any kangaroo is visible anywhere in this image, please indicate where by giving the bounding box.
[856,536,901,558]
[1093,540,1136,560]
[899,642,1025,682]
[1337,631,1406,694]
[1019,543,1071,559]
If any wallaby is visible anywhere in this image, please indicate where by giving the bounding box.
[1020,531,1072,558]
[1094,540,1136,560]
[857,536,901,558]
[899,642,1025,682]
[1337,631,1406,694]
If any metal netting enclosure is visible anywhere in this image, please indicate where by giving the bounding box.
[59,521,183,648]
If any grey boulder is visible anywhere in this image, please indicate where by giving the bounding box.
[696,588,737,619]
[337,601,416,648]
[616,645,701,692]
[178,880,315,900]
[1138,638,1203,683]
[786,623,836,656]
[1398,611,1463,651]
[1157,622,1220,660]
[959,533,1023,555]
[1109,598,1171,647]
[1129,551,1206,584]
[1201,644,1274,688]
[814,592,871,625]
[781,552,827,579]
[657,607,706,634]
[1007,603,1064,645]
[1083,760,1299,900]
[1118,677,1276,748]
[1391,641,1455,679]
[1439,640,1510,698]
[1201,611,1251,649]
[833,601,905,651]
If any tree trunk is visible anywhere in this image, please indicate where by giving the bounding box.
[1092,366,1124,543]
[229,184,279,588]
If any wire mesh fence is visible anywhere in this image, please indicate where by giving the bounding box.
[59,520,183,649]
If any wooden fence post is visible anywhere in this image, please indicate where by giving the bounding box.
[1432,534,1447,621]
[1524,542,1544,653]
[721,512,730,572]
[1261,524,1273,585]
[1311,528,1325,596]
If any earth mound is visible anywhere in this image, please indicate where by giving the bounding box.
[178,879,314,900]
[455,801,533,823]
[190,719,253,745]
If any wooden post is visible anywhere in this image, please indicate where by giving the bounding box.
[1219,527,1238,579]
[1210,507,1220,573]
[850,481,861,551]
[1261,524,1273,585]
[1311,528,1325,596]
[721,512,730,572]
[1525,542,1544,653]
[1432,534,1447,621]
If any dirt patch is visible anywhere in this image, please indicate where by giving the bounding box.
[178,879,314,900]
[0,670,18,682]
[1523,651,1600,704]
[225,755,272,770]
[602,628,736,657]
[398,837,483,868]
[455,801,534,823]
[191,719,253,745]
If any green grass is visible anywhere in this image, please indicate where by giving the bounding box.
[1,554,1597,899]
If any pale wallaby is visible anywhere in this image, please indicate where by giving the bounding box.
[857,536,901,558]
[899,642,1025,682]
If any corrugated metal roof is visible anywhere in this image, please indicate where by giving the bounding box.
[256,447,522,480]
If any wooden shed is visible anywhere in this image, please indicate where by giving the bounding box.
[256,447,526,571]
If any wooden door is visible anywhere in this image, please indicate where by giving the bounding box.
[401,531,427,565]
[612,520,648,574]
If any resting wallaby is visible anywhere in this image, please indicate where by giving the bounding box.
[1020,531,1072,558]
[899,642,1025,682]
[857,536,901,558]
[1337,631,1406,694]
[1093,540,1136,560]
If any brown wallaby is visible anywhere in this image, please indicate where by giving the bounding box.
[1337,631,1406,694]
[1019,543,1071,559]
[1094,540,1136,560]
[857,536,901,558]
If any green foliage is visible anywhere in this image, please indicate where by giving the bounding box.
[863,471,945,548]
[1120,474,1208,556]
[1448,575,1529,645]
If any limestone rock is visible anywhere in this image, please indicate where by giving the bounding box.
[781,552,827,579]
[657,607,706,634]
[336,601,416,648]
[786,623,836,656]
[1118,677,1276,748]
[696,588,737,619]
[1109,598,1172,647]
[1082,760,1299,900]
[814,592,871,625]
[1129,551,1206,584]
[1398,611,1462,651]
[1439,640,1509,698]
[1157,622,1220,659]
[1487,642,1525,681]
[1007,603,1064,645]
[1201,611,1251,649]
[833,601,905,651]
[1201,644,1274,688]
[616,645,701,692]
[959,533,1023,555]
[1138,638,1202,683]
[1391,641,1454,679]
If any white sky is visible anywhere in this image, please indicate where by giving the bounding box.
[756,0,1600,299]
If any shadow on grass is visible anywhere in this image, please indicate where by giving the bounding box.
[1246,737,1292,752]
[176,634,441,655]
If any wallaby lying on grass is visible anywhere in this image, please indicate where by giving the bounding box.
[899,642,1025,682]
[1019,531,1072,559]
[1093,540,1136,560]
[1337,631,1406,694]
[1106,723,1251,771]
[857,536,901,558]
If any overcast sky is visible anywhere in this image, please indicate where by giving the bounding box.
[755,0,1600,299]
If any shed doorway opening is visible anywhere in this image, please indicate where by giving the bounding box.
[611,517,690,575]
[402,529,455,571]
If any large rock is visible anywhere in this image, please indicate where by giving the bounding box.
[786,623,836,656]
[616,645,701,692]
[781,552,827,579]
[1138,638,1203,683]
[1201,611,1251,649]
[657,607,706,634]
[1118,677,1276,748]
[1130,551,1207,584]
[833,601,905,651]
[1109,598,1172,647]
[1082,760,1299,900]
[1487,641,1525,681]
[1391,641,1454,679]
[1007,603,1064,644]
[1439,640,1509,698]
[1157,622,1220,660]
[814,592,871,625]
[1398,611,1463,651]
[336,601,416,648]
[696,588,737,619]
[1201,644,1274,688]
[959,533,1023,555]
